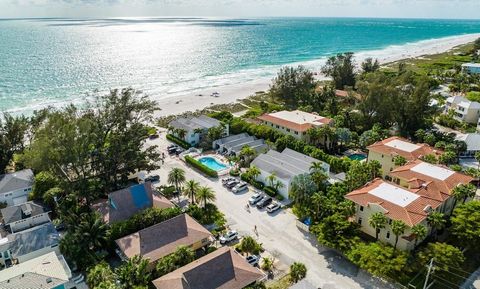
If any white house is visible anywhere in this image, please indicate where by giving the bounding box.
[462,63,480,74]
[0,169,34,207]
[0,251,72,289]
[455,133,480,158]
[212,133,268,156]
[168,115,228,146]
[0,223,60,267]
[1,202,50,233]
[250,148,329,200]
[445,95,480,124]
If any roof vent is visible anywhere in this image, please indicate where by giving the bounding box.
[46,277,52,284]
[22,204,32,216]
[423,205,432,212]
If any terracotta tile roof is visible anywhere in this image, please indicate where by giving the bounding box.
[115,214,213,263]
[345,178,443,227]
[91,182,174,224]
[335,89,349,98]
[257,110,332,133]
[389,160,474,202]
[152,247,265,289]
[367,136,441,161]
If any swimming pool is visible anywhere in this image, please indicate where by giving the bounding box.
[348,153,367,161]
[198,157,228,171]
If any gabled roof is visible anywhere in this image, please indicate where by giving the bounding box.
[0,252,71,288]
[92,182,174,224]
[1,202,48,225]
[367,136,440,161]
[0,169,33,195]
[345,178,442,227]
[389,160,473,202]
[169,115,221,132]
[456,133,480,151]
[258,110,332,132]
[446,95,480,109]
[0,223,59,258]
[152,247,265,289]
[115,214,212,263]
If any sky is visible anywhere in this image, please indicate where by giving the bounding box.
[1,0,480,19]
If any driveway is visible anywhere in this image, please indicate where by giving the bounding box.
[146,133,399,289]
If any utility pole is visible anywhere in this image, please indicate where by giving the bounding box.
[423,258,434,289]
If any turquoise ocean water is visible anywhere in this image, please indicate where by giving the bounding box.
[1,17,480,114]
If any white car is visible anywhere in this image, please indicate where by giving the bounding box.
[248,192,263,205]
[245,255,260,266]
[232,182,248,193]
[267,202,281,213]
[219,230,238,244]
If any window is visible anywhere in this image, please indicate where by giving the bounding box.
[294,131,298,135]
[388,219,392,225]
[358,218,362,225]
[359,206,364,211]
[276,125,279,129]
[286,129,291,132]
[386,231,390,239]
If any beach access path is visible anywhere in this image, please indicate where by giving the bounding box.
[146,131,402,289]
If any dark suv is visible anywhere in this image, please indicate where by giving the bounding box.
[256,196,272,209]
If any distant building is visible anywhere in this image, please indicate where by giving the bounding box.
[367,136,441,176]
[168,115,228,146]
[92,182,174,224]
[461,63,480,74]
[1,202,50,233]
[0,252,72,289]
[251,148,329,200]
[212,133,268,156]
[0,223,60,267]
[455,133,480,158]
[0,169,34,207]
[115,214,213,266]
[346,161,473,251]
[445,95,480,124]
[258,110,332,141]
[152,247,265,289]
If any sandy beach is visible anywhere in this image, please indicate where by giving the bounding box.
[154,33,480,118]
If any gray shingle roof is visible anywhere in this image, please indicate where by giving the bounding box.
[214,133,249,145]
[0,169,33,195]
[1,202,47,225]
[0,223,59,258]
[169,115,221,132]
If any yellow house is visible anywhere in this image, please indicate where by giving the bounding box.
[115,214,213,267]
[367,136,441,176]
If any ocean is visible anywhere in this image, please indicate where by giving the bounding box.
[1,17,480,114]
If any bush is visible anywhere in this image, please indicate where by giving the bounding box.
[184,155,218,178]
[289,262,307,283]
[158,185,176,198]
[240,173,251,182]
[252,180,264,190]
[166,134,191,149]
[264,186,277,198]
[229,169,240,177]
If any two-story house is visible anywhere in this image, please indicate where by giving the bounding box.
[168,115,229,147]
[445,95,480,124]
[1,202,50,233]
[0,169,34,207]
[346,161,473,251]
[367,136,441,176]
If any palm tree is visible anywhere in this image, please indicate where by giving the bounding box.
[368,212,387,240]
[195,186,216,208]
[310,192,325,221]
[176,128,187,140]
[310,162,328,188]
[247,165,261,181]
[391,220,406,250]
[411,224,427,248]
[173,245,195,266]
[239,145,256,167]
[427,211,446,240]
[267,172,278,188]
[475,151,480,170]
[289,174,317,207]
[77,212,107,251]
[115,255,151,288]
[184,180,200,204]
[168,167,186,192]
[451,183,476,211]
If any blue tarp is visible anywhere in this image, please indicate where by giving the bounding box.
[130,184,152,209]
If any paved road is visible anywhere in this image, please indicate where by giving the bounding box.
[147,134,399,289]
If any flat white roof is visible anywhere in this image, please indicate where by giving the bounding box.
[369,182,420,207]
[269,110,326,125]
[462,63,480,68]
[385,139,421,153]
[411,162,455,181]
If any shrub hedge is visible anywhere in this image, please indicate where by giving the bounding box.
[229,169,240,177]
[166,134,191,149]
[185,155,218,178]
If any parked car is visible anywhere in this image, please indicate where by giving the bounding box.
[232,182,248,193]
[167,144,177,150]
[267,202,281,213]
[222,177,236,184]
[245,255,260,267]
[167,146,178,154]
[225,180,240,189]
[145,175,160,182]
[248,192,264,205]
[256,196,273,209]
[149,133,160,139]
[219,230,238,244]
[174,147,184,155]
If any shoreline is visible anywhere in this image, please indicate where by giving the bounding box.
[154,33,480,118]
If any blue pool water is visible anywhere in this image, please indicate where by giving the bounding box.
[198,157,228,171]
[348,154,367,161]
